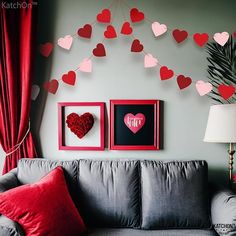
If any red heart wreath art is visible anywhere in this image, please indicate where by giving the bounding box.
[66,112,94,139]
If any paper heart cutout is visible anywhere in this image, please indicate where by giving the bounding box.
[172,29,188,43]
[130,8,145,23]
[160,66,174,80]
[233,32,236,38]
[144,54,158,68]
[193,33,209,47]
[121,22,133,35]
[79,58,92,73]
[218,84,235,100]
[66,112,94,139]
[195,80,212,96]
[152,22,167,37]
[93,43,106,57]
[39,42,53,57]
[124,113,146,134]
[62,71,76,86]
[57,35,73,50]
[44,80,59,94]
[131,39,143,52]
[77,24,92,39]
[31,84,40,100]
[213,32,229,46]
[97,9,111,23]
[104,25,117,39]
[177,75,192,90]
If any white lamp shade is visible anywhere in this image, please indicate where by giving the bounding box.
[204,104,236,143]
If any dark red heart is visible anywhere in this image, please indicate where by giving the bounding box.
[177,75,192,89]
[233,32,236,38]
[218,84,235,100]
[104,25,117,39]
[131,39,143,52]
[39,42,53,57]
[66,112,94,139]
[193,33,209,47]
[93,43,106,57]
[121,22,133,35]
[62,71,76,86]
[130,8,145,23]
[97,9,111,23]
[160,66,174,80]
[77,24,92,38]
[172,29,188,43]
[44,79,59,94]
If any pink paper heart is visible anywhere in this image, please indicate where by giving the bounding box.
[195,80,212,96]
[213,32,229,46]
[124,113,146,134]
[31,84,40,100]
[144,54,158,68]
[79,58,92,73]
[152,22,167,37]
[57,35,73,50]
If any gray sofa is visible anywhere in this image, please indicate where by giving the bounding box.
[0,158,234,236]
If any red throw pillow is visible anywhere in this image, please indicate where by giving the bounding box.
[0,166,86,236]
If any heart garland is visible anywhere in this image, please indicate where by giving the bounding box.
[77,24,92,39]
[121,22,133,35]
[57,35,73,50]
[172,29,188,43]
[97,9,111,23]
[104,25,117,39]
[62,71,76,86]
[44,80,59,94]
[152,22,167,37]
[93,43,106,57]
[218,84,235,100]
[131,39,144,52]
[177,75,192,90]
[193,33,209,47]
[130,8,145,23]
[39,43,53,57]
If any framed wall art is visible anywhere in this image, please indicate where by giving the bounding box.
[110,100,162,150]
[58,102,105,150]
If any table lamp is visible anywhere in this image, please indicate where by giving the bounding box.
[204,104,236,185]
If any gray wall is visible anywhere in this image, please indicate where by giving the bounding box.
[1,0,235,184]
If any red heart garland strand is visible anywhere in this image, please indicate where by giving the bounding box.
[77,24,92,39]
[93,43,106,57]
[193,33,209,47]
[172,29,188,43]
[130,8,145,23]
[39,43,53,57]
[131,39,144,52]
[44,80,59,94]
[104,25,117,39]
[97,9,111,23]
[160,66,174,80]
[177,75,192,90]
[62,71,76,86]
[121,22,133,35]
[218,84,236,100]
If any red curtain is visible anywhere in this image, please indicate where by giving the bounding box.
[0,0,38,174]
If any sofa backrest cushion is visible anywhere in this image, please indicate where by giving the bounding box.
[77,160,140,228]
[141,160,211,229]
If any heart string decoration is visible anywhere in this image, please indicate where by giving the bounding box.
[195,80,212,96]
[144,54,158,68]
[97,9,111,23]
[77,24,92,39]
[160,66,174,80]
[57,35,73,50]
[177,75,192,90]
[152,22,167,37]
[79,58,92,73]
[131,39,143,52]
[104,25,117,39]
[44,79,59,94]
[172,29,188,43]
[66,112,94,139]
[213,32,229,46]
[124,113,146,134]
[130,8,145,23]
[93,43,106,57]
[39,42,53,57]
[62,71,76,86]
[193,33,209,47]
[218,84,235,100]
[121,22,133,35]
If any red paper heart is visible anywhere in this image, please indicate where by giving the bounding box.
[131,39,143,52]
[121,22,133,35]
[97,9,111,23]
[177,75,192,90]
[44,80,59,94]
[130,8,145,23]
[93,43,106,57]
[160,66,174,80]
[218,84,235,100]
[77,24,92,38]
[39,43,53,57]
[66,112,94,139]
[104,25,117,39]
[193,33,209,47]
[233,32,236,38]
[62,71,76,86]
[172,29,188,43]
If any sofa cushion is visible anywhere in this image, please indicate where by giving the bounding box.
[0,215,24,236]
[86,228,217,236]
[77,160,140,228]
[141,160,211,229]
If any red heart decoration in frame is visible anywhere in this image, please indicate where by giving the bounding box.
[39,42,53,57]
[218,84,235,100]
[62,71,76,86]
[66,112,94,139]
[93,43,106,57]
[160,66,174,80]
[130,8,145,23]
[177,75,192,90]
[97,9,111,23]
[44,79,59,94]
[193,33,209,47]
[77,24,92,38]
[131,39,143,52]
[172,29,188,43]
[104,25,117,39]
[121,22,133,35]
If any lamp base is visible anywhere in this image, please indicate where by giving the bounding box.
[228,143,235,189]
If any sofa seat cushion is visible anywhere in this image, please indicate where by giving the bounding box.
[0,215,24,236]
[86,228,217,236]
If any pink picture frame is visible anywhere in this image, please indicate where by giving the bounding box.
[58,102,105,150]
[110,100,161,150]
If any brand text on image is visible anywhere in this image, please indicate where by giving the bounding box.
[1,1,37,9]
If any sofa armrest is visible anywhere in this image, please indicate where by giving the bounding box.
[211,190,236,236]
[0,169,19,192]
